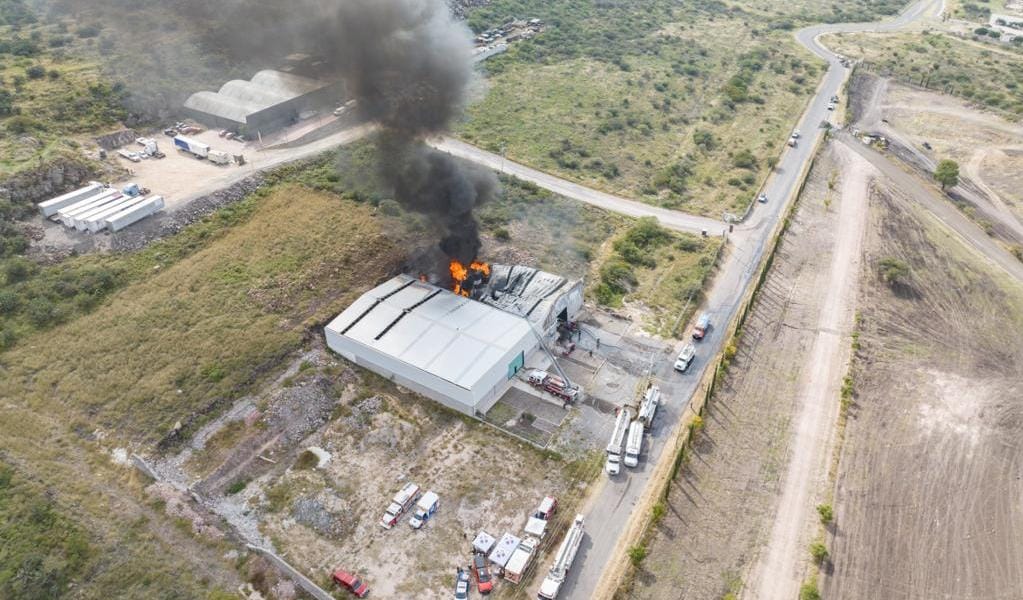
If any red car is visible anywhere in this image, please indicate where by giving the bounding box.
[472,553,493,594]
[332,569,369,598]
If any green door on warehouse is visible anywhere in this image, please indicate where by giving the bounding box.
[507,351,524,379]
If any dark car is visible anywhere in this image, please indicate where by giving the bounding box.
[332,569,369,598]
[472,553,493,594]
[454,568,470,599]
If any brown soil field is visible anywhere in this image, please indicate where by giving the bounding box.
[627,144,861,599]
[825,180,1023,598]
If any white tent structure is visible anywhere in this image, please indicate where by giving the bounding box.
[325,275,538,416]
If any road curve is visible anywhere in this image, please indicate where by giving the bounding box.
[428,136,728,236]
[554,2,945,600]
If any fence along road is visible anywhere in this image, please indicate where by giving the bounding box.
[551,2,946,600]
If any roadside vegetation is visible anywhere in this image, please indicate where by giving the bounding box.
[458,0,909,217]
[826,31,1023,117]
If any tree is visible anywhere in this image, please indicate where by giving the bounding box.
[934,159,959,190]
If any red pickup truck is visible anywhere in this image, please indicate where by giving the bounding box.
[332,569,369,598]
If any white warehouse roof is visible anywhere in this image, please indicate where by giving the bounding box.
[326,275,534,392]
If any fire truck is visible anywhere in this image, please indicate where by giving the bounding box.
[527,370,579,402]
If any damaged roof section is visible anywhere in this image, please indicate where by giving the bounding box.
[479,265,584,335]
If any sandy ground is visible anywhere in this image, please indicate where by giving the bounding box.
[745,145,871,600]
[824,176,1023,599]
[851,75,1023,241]
[629,144,869,600]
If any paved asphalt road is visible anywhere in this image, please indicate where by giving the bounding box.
[552,2,945,599]
[428,137,728,236]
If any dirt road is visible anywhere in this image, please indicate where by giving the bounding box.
[839,134,1023,283]
[428,136,727,236]
[744,146,873,600]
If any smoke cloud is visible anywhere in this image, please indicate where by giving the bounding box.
[318,0,498,266]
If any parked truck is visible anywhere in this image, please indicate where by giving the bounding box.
[173,135,210,159]
[605,407,633,476]
[408,490,439,529]
[503,536,540,583]
[637,385,660,426]
[208,150,232,165]
[537,514,585,600]
[527,370,578,402]
[380,482,421,529]
[624,420,645,468]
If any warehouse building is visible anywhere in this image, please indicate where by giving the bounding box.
[183,70,342,135]
[324,266,583,416]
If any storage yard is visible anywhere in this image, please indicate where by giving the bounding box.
[37,181,165,234]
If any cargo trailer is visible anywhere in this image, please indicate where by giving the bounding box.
[173,135,210,158]
[104,196,165,232]
[208,150,231,165]
[73,196,137,231]
[58,190,122,228]
[38,182,105,217]
[82,196,148,232]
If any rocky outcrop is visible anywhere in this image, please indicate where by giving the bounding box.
[0,154,106,208]
[94,128,139,151]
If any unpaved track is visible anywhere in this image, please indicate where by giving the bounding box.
[744,146,873,600]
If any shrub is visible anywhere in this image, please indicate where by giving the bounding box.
[651,501,666,524]
[76,25,101,38]
[809,540,829,565]
[799,577,821,600]
[226,479,249,495]
[25,65,45,80]
[878,257,910,287]
[817,503,834,525]
[294,450,319,470]
[6,115,43,135]
[732,149,757,169]
[0,289,20,314]
[627,545,648,566]
[5,258,33,283]
[493,227,511,241]
[26,297,60,327]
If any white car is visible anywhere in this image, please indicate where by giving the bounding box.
[674,343,696,372]
[827,102,836,111]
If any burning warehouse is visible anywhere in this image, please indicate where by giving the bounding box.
[324,265,583,416]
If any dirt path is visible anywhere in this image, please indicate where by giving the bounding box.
[745,146,872,599]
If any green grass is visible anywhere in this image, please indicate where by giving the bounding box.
[457,0,910,217]
[827,31,1023,117]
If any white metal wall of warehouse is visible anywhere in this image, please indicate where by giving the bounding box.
[324,275,538,416]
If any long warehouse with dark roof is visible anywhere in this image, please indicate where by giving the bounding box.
[183,70,342,134]
[324,266,583,416]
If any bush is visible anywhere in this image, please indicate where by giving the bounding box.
[493,227,511,241]
[5,115,43,135]
[627,545,648,566]
[800,577,821,600]
[25,65,45,80]
[226,479,249,495]
[732,149,758,169]
[26,297,60,327]
[76,25,101,38]
[817,503,834,525]
[294,450,319,470]
[5,258,34,283]
[878,257,910,287]
[0,289,19,314]
[809,540,829,565]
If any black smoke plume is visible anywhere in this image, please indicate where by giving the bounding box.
[319,0,498,267]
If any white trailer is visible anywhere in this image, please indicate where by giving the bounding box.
[82,196,147,233]
[624,421,644,468]
[58,190,122,227]
[37,182,105,217]
[605,407,633,476]
[173,135,210,158]
[73,196,136,231]
[104,195,165,232]
[537,514,585,600]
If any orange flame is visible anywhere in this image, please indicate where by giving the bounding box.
[449,259,488,297]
